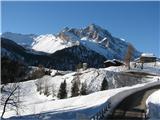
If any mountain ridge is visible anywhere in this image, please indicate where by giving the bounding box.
[1,24,141,61]
[1,37,106,70]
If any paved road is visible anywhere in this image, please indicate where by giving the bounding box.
[106,85,160,120]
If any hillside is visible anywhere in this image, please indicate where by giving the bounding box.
[1,64,159,119]
[1,38,106,70]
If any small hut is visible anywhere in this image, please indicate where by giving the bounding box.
[135,53,156,63]
[104,59,124,67]
[134,53,157,69]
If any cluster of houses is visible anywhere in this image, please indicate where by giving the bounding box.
[104,53,158,69]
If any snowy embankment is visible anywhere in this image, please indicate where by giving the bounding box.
[1,63,159,119]
[2,79,160,120]
[105,62,160,76]
[146,89,160,119]
[129,62,160,75]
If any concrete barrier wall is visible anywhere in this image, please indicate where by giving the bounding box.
[90,81,160,120]
[105,81,160,117]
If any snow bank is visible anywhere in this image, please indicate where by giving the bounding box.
[129,62,160,75]
[146,89,160,119]
[104,81,160,117]
[1,66,159,119]
[2,80,160,120]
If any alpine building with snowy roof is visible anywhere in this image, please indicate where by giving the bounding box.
[135,53,157,63]
[104,59,124,67]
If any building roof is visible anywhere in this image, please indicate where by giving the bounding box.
[141,53,156,58]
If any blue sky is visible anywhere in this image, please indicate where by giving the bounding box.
[1,1,160,57]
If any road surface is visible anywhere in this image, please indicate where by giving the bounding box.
[105,85,160,120]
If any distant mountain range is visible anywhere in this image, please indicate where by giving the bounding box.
[1,24,141,70]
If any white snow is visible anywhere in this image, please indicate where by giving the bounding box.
[120,38,126,41]
[129,62,160,75]
[1,65,159,119]
[104,60,115,64]
[31,34,76,53]
[1,79,159,120]
[146,89,160,119]
[2,32,78,54]
[141,53,155,57]
[80,37,115,59]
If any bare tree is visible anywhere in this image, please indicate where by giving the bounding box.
[1,83,21,118]
[71,65,81,97]
[31,65,45,79]
[52,85,56,98]
[124,43,134,69]
[1,58,27,118]
[35,79,43,95]
[44,80,50,97]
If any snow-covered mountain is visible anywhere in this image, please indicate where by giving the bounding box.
[1,24,141,60]
[1,32,37,48]
[1,38,106,70]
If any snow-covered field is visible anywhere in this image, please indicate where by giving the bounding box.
[1,62,159,119]
[105,62,160,76]
[146,89,160,119]
[1,80,160,120]
[129,62,160,75]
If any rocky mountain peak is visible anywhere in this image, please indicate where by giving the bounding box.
[57,24,112,42]
[85,23,102,32]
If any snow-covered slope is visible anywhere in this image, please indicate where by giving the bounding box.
[1,61,159,119]
[1,33,69,53]
[146,89,160,119]
[1,38,106,70]
[55,24,140,60]
[1,32,37,48]
[32,34,79,53]
[1,77,159,119]
[1,24,141,60]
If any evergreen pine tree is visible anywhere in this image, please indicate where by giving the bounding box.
[57,80,67,99]
[71,64,81,97]
[101,78,108,91]
[80,82,87,95]
[71,80,80,97]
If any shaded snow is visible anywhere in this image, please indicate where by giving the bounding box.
[2,80,160,120]
[1,32,37,48]
[1,65,159,119]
